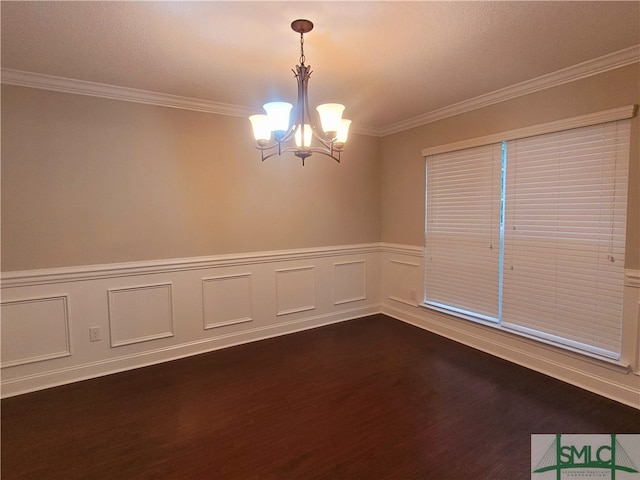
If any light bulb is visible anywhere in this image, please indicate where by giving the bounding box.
[295,124,312,148]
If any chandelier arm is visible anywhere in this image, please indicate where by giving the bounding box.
[293,64,322,137]
[298,65,307,139]
[309,148,340,163]
[301,71,338,152]
[295,63,334,148]
[280,146,340,163]
[258,148,285,162]
[254,141,281,152]
[279,122,298,145]
[300,65,332,145]
[309,129,333,149]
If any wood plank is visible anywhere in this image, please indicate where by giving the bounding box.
[2,314,638,479]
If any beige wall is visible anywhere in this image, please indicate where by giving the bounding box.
[380,64,640,269]
[3,64,638,272]
[1,86,381,271]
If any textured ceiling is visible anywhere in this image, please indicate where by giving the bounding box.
[2,1,639,131]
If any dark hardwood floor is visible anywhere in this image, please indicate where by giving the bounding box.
[2,314,638,479]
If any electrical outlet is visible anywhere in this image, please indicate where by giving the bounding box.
[410,289,417,301]
[89,327,101,342]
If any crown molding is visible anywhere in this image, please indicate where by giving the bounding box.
[0,68,255,118]
[2,44,638,138]
[381,44,640,136]
[350,124,383,137]
[0,68,378,136]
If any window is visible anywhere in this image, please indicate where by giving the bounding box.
[423,108,633,360]
[425,143,503,322]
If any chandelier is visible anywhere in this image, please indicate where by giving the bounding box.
[249,19,351,166]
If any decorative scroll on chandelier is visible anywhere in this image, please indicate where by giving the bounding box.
[249,19,351,166]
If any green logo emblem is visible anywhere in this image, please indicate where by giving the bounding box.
[532,434,639,479]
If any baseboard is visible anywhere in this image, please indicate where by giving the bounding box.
[382,304,640,409]
[1,304,380,398]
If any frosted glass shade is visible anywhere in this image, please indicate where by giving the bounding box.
[316,103,345,136]
[336,119,352,145]
[294,124,312,148]
[263,102,293,133]
[249,114,271,143]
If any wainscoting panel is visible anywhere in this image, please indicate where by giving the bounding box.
[275,266,316,316]
[0,244,380,397]
[107,283,174,347]
[1,295,71,368]
[387,259,420,306]
[202,273,253,329]
[333,261,367,305]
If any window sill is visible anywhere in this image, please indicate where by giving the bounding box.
[418,302,631,374]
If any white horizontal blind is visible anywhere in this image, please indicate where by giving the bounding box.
[425,143,503,320]
[502,120,630,358]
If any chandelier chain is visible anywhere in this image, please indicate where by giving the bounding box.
[299,32,306,65]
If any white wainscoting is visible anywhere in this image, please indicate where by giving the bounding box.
[0,244,380,397]
[379,243,640,409]
[1,295,71,367]
[2,243,639,409]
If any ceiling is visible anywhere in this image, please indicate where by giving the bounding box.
[2,1,639,134]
